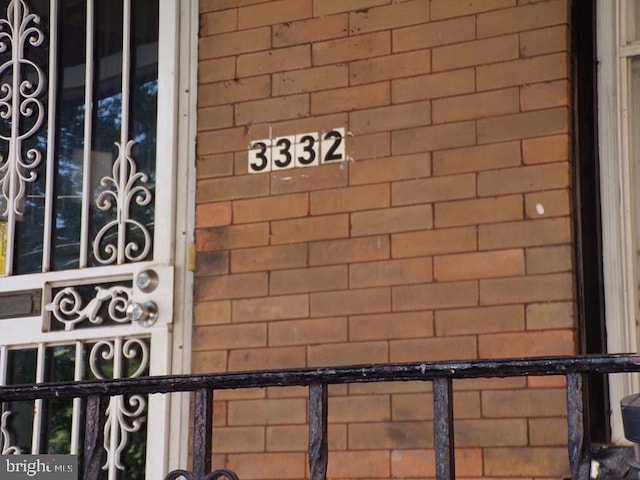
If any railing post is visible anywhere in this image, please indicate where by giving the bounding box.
[309,383,328,480]
[83,394,107,480]
[567,373,590,480]
[433,377,455,480]
[193,388,213,480]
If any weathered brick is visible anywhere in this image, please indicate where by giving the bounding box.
[194,300,231,326]
[484,447,570,477]
[309,235,390,265]
[225,453,306,480]
[196,202,232,228]
[310,184,389,215]
[228,397,307,426]
[350,50,431,86]
[350,153,430,186]
[348,132,391,160]
[433,88,519,124]
[477,107,569,144]
[435,305,525,336]
[350,101,431,135]
[238,0,312,29]
[394,16,475,52]
[433,35,519,72]
[393,281,479,311]
[233,193,309,224]
[526,301,574,330]
[392,121,476,154]
[200,27,271,60]
[273,14,349,47]
[268,316,348,346]
[526,244,572,274]
[195,251,230,277]
[198,105,234,131]
[201,0,270,13]
[392,226,477,258]
[434,249,524,281]
[237,45,311,78]
[521,79,569,111]
[350,258,433,288]
[313,32,391,66]
[192,350,227,374]
[480,272,573,305]
[391,448,483,478]
[271,214,349,244]
[197,153,234,179]
[308,341,389,367]
[312,0,389,17]
[350,311,434,341]
[213,426,265,453]
[523,133,569,164]
[529,418,568,446]
[392,174,476,206]
[478,162,569,196]
[521,25,569,57]
[195,272,268,301]
[349,422,430,449]
[455,419,528,447]
[193,323,267,351]
[390,336,478,362]
[479,217,571,249]
[310,287,391,317]
[236,94,310,125]
[273,65,348,96]
[349,0,429,35]
[392,391,481,420]
[270,265,348,295]
[477,0,568,38]
[431,0,516,20]
[196,223,270,251]
[433,141,521,176]
[228,347,306,372]
[232,295,309,323]
[477,52,568,91]
[328,450,391,478]
[392,69,475,103]
[480,329,574,357]
[311,83,390,115]
[266,425,347,451]
[482,388,567,417]
[197,175,270,203]
[329,395,391,423]
[525,189,570,219]
[271,163,348,194]
[351,205,433,236]
[198,127,249,155]
[435,195,523,228]
[199,57,236,84]
[200,9,237,37]
[231,244,308,273]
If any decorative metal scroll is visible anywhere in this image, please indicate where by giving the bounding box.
[90,338,149,475]
[93,139,152,265]
[44,285,132,331]
[0,0,45,217]
[165,469,240,480]
[0,411,20,454]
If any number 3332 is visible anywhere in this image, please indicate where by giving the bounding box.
[248,128,346,174]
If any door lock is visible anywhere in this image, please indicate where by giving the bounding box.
[126,301,158,327]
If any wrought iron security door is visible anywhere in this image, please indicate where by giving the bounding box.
[0,0,179,479]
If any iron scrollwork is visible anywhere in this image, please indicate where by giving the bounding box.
[165,469,240,480]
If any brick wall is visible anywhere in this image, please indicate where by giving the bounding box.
[194,0,573,478]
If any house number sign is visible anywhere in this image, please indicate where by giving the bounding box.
[248,128,346,174]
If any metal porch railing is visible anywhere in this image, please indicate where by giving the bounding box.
[2,354,640,480]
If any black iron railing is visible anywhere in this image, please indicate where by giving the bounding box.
[2,354,640,480]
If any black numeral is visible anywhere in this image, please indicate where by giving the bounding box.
[274,138,293,168]
[249,141,269,171]
[323,130,343,162]
[297,135,316,165]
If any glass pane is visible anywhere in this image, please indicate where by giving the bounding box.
[3,349,37,452]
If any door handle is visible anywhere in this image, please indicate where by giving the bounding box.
[126,301,158,327]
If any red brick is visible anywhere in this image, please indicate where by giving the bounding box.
[521,79,569,111]
[431,0,516,19]
[238,0,312,29]
[313,32,390,66]
[213,426,264,453]
[435,305,525,336]
[350,311,433,341]
[233,194,309,224]
[348,422,430,450]
[201,0,271,13]
[479,217,571,249]
[433,141,521,176]
[310,287,391,317]
[196,250,230,277]
[477,0,568,38]
[349,50,431,86]
[392,174,476,206]
[196,223,269,251]
[328,450,390,478]
[349,153,430,186]
[273,14,348,47]
[529,418,568,446]
[265,425,347,451]
[271,214,349,244]
[394,391,480,420]
[434,195,523,228]
[394,16,475,51]
[392,226,477,257]
[225,453,306,479]
[390,336,478,362]
[232,295,309,323]
[350,258,432,288]
[526,301,574,330]
[523,134,569,164]
[308,341,389,367]
[311,184,389,215]
[455,419,528,447]
[521,24,569,57]
[196,202,232,228]
[392,69,475,103]
[391,448,483,477]
[192,350,227,374]
[270,265,348,295]
[268,317,348,346]
[198,105,233,130]
[193,323,266,351]
[197,175,269,203]
[349,0,429,35]
[273,65,348,96]
[329,395,391,422]
[393,281,479,311]
[194,300,231,326]
[526,244,572,274]
[348,132,391,160]
[228,347,306,371]
[392,121,476,155]
[479,329,574,357]
[195,273,268,301]
[199,27,271,60]
[237,45,311,78]
[271,163,348,194]
[236,94,310,125]
[197,153,234,179]
[433,88,519,124]
[484,447,570,477]
[309,235,390,265]
[482,388,567,417]
[311,83,390,115]
[350,101,431,135]
[433,35,519,72]
[199,57,236,84]
[478,161,569,196]
[200,9,237,37]
[477,52,568,91]
[435,249,524,281]
[231,244,307,273]
[351,205,433,236]
[480,272,573,304]
[228,398,307,426]
[312,0,389,17]
[477,107,569,144]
